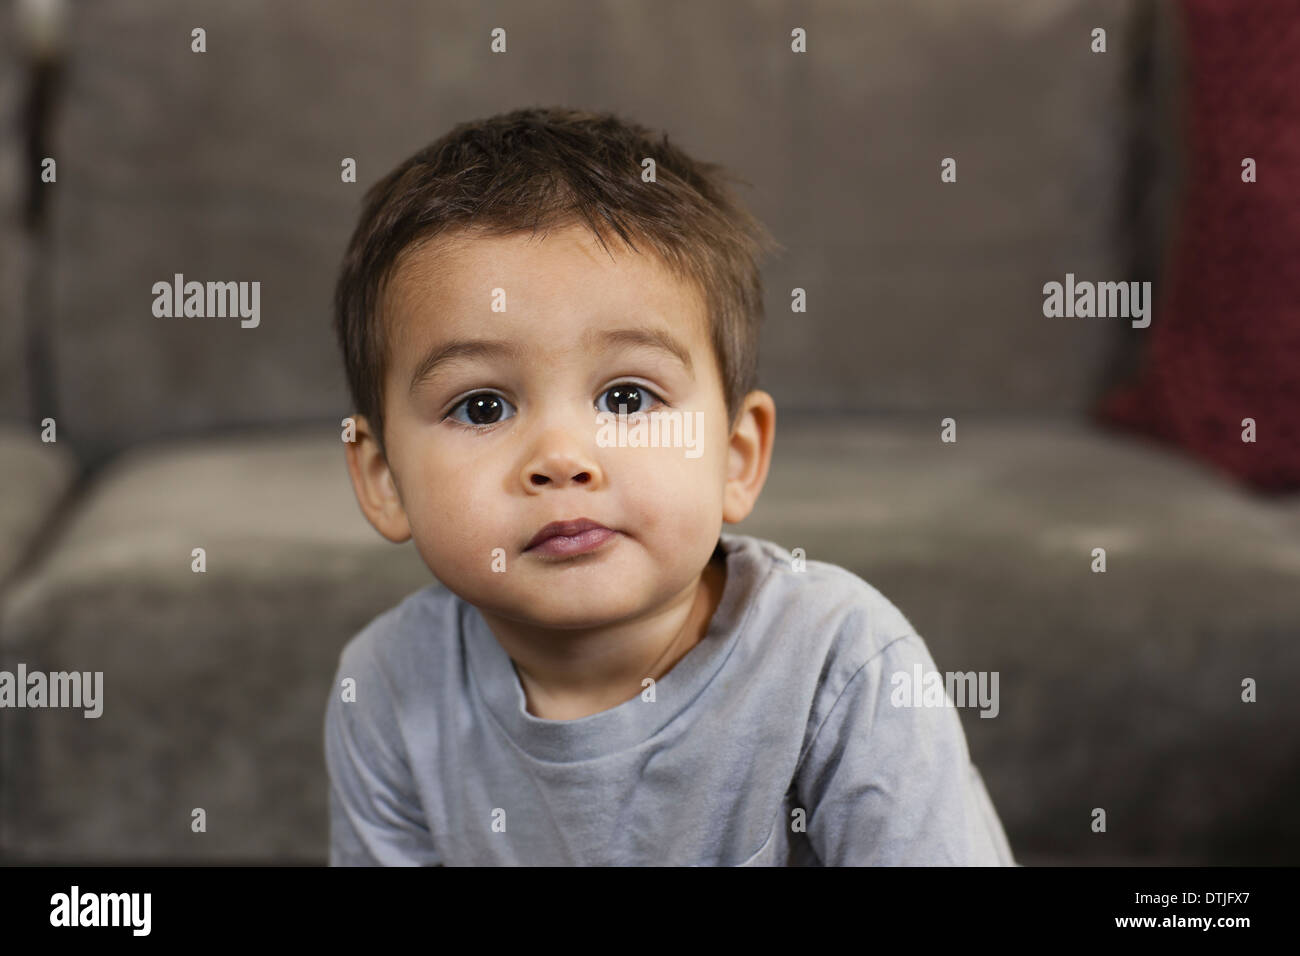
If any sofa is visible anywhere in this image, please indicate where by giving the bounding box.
[1,0,1296,865]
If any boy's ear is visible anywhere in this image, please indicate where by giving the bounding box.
[722,389,776,525]
[343,414,412,543]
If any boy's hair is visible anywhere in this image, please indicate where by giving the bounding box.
[333,106,780,459]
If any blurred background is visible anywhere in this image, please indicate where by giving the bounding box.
[1,0,1297,865]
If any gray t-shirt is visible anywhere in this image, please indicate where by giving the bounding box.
[325,531,1016,865]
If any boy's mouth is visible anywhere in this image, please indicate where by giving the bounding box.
[524,518,617,557]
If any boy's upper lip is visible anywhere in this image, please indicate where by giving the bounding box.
[525,518,612,550]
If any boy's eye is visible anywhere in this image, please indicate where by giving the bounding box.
[597,383,663,416]
[445,383,665,429]
[446,392,517,427]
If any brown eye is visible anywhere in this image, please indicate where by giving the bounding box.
[599,384,663,416]
[447,392,515,427]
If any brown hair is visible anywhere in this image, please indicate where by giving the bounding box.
[333,106,781,458]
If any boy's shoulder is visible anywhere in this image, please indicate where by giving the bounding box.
[727,532,925,677]
[332,580,464,691]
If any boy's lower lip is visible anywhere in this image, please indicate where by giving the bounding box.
[525,527,617,557]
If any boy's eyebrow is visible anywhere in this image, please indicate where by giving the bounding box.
[408,326,695,393]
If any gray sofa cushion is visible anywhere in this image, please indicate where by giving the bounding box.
[0,427,78,587]
[3,416,1296,862]
[0,426,429,861]
[46,0,1162,463]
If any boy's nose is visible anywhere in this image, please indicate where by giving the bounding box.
[521,428,604,490]
[528,467,591,487]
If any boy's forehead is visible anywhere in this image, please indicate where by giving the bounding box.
[383,226,710,354]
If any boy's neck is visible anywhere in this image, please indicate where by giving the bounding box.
[482,549,728,722]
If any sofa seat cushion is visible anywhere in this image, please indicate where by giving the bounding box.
[0,427,78,587]
[0,426,429,861]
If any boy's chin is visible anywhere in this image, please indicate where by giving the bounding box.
[474,586,651,631]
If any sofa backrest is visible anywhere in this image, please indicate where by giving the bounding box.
[40,0,1182,463]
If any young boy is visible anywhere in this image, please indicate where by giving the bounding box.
[326,106,1015,866]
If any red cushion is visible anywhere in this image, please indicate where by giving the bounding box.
[1093,0,1300,494]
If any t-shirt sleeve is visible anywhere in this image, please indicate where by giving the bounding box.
[323,638,442,866]
[794,632,1016,865]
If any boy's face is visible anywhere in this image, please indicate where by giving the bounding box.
[347,223,773,630]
